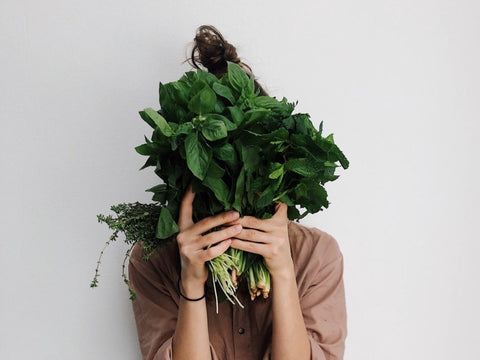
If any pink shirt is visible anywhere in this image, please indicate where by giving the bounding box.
[129,220,347,360]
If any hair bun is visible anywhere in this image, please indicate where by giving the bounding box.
[190,25,242,75]
[185,25,267,95]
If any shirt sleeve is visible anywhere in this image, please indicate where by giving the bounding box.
[301,237,348,360]
[128,243,219,360]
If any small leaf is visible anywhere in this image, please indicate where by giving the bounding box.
[206,160,225,178]
[206,113,237,131]
[227,61,250,92]
[212,82,236,104]
[156,207,179,239]
[146,183,167,193]
[202,176,231,209]
[201,119,228,141]
[227,106,244,126]
[188,84,217,114]
[268,163,284,179]
[285,158,324,176]
[185,132,212,180]
[213,143,235,162]
[143,108,174,137]
[233,166,245,212]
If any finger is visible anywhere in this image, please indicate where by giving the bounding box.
[178,182,195,230]
[197,224,243,249]
[201,239,232,262]
[234,228,271,244]
[272,201,288,221]
[193,210,240,235]
[227,215,270,232]
[230,238,268,257]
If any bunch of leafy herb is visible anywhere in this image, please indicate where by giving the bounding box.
[92,61,349,308]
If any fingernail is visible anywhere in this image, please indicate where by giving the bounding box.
[232,224,242,231]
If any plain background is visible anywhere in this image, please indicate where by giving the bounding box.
[1,0,479,359]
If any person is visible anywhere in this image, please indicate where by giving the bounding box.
[128,25,347,360]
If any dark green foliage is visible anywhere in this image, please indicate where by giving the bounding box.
[136,61,349,234]
[94,61,349,303]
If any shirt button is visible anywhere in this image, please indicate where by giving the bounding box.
[238,328,245,334]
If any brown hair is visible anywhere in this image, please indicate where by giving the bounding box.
[184,25,269,96]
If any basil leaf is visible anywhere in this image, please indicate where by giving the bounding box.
[233,166,245,212]
[156,207,179,239]
[213,82,236,104]
[201,119,227,141]
[213,143,235,162]
[202,176,230,209]
[188,84,217,114]
[227,61,250,92]
[185,132,211,180]
[143,108,174,137]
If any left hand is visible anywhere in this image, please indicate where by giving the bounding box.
[227,202,294,279]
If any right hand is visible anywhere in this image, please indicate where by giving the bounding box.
[176,183,242,296]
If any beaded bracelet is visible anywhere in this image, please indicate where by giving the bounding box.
[177,277,206,301]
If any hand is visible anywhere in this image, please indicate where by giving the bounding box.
[228,202,294,279]
[176,183,243,294]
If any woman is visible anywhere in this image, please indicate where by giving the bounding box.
[128,25,347,360]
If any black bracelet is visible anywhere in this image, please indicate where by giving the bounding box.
[177,277,206,301]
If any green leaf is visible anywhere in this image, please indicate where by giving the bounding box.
[139,110,156,129]
[294,180,329,213]
[135,143,159,156]
[233,166,245,212]
[201,119,227,141]
[175,122,194,135]
[324,161,338,167]
[212,82,236,104]
[268,163,284,179]
[285,158,324,176]
[146,183,167,193]
[253,96,295,116]
[196,69,219,85]
[202,176,230,209]
[143,108,174,137]
[206,113,237,131]
[294,113,316,136]
[206,160,225,178]
[330,143,350,169]
[240,145,261,171]
[318,120,323,136]
[243,108,270,127]
[185,132,212,180]
[212,143,235,162]
[139,156,156,170]
[147,183,169,203]
[156,207,179,239]
[256,186,274,209]
[188,83,217,114]
[227,106,244,126]
[227,61,250,92]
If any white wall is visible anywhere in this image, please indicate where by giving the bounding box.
[1,1,479,359]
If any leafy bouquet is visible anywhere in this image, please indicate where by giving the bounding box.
[92,62,349,311]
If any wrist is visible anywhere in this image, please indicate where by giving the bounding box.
[270,261,296,282]
[179,275,207,299]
